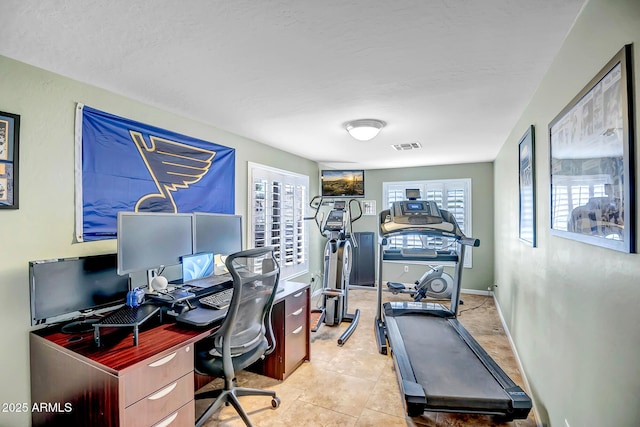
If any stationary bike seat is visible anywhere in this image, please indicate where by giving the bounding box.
[387,281,406,291]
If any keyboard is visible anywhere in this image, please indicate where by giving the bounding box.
[95,304,160,326]
[199,288,233,310]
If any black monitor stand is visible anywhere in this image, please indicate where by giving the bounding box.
[61,318,100,334]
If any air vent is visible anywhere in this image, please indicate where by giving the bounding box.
[391,142,422,151]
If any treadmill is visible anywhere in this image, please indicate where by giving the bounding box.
[374,195,532,420]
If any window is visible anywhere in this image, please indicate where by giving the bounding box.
[382,179,473,267]
[248,163,309,279]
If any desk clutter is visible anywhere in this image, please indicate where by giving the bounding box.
[28,213,310,426]
[28,250,236,347]
[29,211,243,338]
[90,280,234,347]
[29,280,310,427]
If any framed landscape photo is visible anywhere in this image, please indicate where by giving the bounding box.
[549,45,634,252]
[0,111,20,209]
[519,125,536,246]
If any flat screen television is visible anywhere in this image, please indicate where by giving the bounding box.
[29,253,129,331]
[321,169,365,198]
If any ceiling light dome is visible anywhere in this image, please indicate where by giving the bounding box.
[345,119,386,141]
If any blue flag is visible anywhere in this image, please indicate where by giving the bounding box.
[75,105,235,241]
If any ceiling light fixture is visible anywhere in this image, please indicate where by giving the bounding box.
[345,119,386,141]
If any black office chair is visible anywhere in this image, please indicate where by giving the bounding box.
[194,247,281,427]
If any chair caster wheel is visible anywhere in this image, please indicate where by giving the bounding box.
[271,397,281,408]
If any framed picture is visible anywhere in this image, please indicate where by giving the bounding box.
[362,200,377,216]
[519,125,536,246]
[549,45,634,252]
[0,111,20,209]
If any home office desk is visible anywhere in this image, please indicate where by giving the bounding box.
[30,281,310,427]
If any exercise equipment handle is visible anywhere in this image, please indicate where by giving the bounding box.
[459,237,480,247]
[305,195,325,236]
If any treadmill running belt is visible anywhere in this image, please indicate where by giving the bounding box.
[393,316,511,411]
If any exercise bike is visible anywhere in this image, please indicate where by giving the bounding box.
[308,196,362,346]
[387,264,454,301]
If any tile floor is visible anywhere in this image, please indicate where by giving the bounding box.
[196,288,537,427]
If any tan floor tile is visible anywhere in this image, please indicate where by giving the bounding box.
[296,369,377,417]
[325,350,388,382]
[260,399,358,427]
[364,365,406,418]
[355,408,409,427]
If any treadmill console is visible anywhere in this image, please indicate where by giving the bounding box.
[390,200,443,225]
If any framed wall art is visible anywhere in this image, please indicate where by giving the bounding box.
[549,45,634,252]
[0,111,20,209]
[362,200,377,216]
[519,125,536,246]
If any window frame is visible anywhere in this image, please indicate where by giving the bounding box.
[248,162,309,279]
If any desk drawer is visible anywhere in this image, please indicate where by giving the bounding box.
[123,344,193,407]
[124,372,193,426]
[285,303,307,335]
[284,324,307,376]
[151,401,195,427]
[285,289,307,316]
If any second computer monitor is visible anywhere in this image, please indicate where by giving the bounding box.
[193,213,243,257]
[117,212,194,275]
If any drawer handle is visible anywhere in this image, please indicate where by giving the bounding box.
[153,411,178,427]
[292,326,303,334]
[291,308,303,316]
[293,291,304,298]
[148,382,177,401]
[149,352,177,367]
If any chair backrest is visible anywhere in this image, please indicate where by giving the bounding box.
[215,247,280,358]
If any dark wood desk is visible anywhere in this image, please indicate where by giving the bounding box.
[30,281,309,427]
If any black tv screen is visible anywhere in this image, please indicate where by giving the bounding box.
[321,170,365,198]
[29,253,129,327]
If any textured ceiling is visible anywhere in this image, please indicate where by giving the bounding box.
[0,0,586,169]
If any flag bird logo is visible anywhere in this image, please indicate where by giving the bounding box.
[129,131,216,212]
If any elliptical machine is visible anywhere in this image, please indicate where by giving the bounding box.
[308,196,361,346]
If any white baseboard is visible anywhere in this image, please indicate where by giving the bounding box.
[357,284,494,296]
[492,293,542,426]
[460,288,493,296]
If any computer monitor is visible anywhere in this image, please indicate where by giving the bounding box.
[117,212,194,275]
[193,213,243,257]
[181,252,214,282]
[29,253,129,330]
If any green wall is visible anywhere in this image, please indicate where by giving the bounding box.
[494,0,640,425]
[0,55,321,427]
